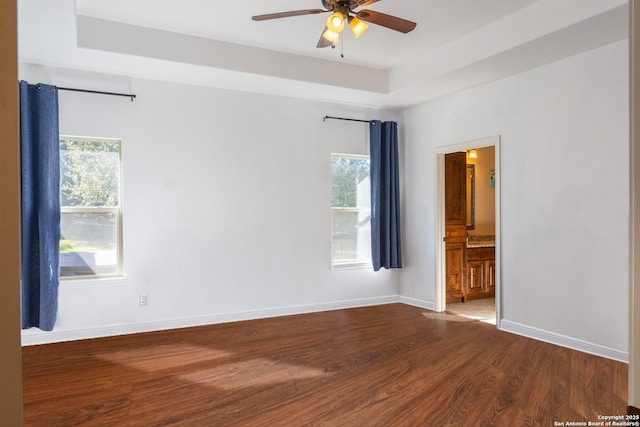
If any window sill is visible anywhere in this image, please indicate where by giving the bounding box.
[332,262,372,271]
[60,275,128,288]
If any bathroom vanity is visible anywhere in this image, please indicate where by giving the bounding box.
[465,235,495,301]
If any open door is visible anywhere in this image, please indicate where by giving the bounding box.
[435,136,501,327]
[444,152,467,304]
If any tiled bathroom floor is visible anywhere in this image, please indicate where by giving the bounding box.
[447,297,496,324]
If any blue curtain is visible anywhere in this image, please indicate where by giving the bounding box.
[369,120,402,271]
[20,81,60,331]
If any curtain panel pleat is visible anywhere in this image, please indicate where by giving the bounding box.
[369,120,402,271]
[20,81,60,331]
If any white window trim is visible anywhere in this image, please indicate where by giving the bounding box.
[59,135,124,280]
[330,153,372,270]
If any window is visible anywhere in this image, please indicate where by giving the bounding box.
[331,154,371,269]
[59,136,123,279]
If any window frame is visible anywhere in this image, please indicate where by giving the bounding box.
[330,153,372,270]
[59,135,124,280]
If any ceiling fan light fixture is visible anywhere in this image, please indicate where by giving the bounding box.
[322,28,340,43]
[326,12,345,33]
[348,17,368,39]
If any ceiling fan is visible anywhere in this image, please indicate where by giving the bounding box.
[252,0,417,48]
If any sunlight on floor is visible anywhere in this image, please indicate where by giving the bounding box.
[96,342,325,390]
[422,312,475,322]
[447,298,496,325]
[97,343,233,371]
[178,358,325,389]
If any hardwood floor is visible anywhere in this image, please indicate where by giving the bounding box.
[22,304,627,426]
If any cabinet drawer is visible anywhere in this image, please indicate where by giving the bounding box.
[467,247,494,261]
[445,224,467,243]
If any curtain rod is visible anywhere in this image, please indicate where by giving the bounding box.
[323,115,373,123]
[57,86,137,102]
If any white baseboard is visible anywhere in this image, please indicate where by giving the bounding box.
[500,319,628,363]
[21,295,401,346]
[22,297,628,364]
[398,296,436,311]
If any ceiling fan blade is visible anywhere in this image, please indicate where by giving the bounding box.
[252,9,327,21]
[316,26,333,48]
[356,9,416,33]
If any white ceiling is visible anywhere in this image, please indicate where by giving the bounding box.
[18,0,629,109]
[74,0,538,69]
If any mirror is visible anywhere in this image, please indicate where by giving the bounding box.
[466,164,475,229]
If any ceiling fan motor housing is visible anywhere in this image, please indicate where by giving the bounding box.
[322,0,360,14]
[321,0,336,11]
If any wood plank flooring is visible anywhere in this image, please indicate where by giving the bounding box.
[22,304,627,426]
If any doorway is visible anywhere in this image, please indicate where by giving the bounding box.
[434,136,501,328]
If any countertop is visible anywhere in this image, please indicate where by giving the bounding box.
[467,235,495,248]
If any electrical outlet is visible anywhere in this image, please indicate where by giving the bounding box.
[139,294,148,306]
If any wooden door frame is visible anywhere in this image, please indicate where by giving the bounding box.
[0,0,23,423]
[435,136,501,329]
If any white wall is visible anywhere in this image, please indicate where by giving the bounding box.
[19,39,629,360]
[400,40,629,355]
[20,65,400,343]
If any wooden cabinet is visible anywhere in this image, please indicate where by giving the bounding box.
[445,152,467,304]
[445,225,467,303]
[466,259,486,299]
[445,152,467,225]
[465,247,495,300]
